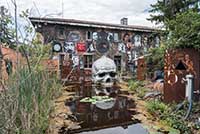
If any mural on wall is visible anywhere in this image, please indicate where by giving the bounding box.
[64,42,75,53]
[92,32,98,41]
[134,34,142,47]
[67,31,81,42]
[52,41,62,52]
[52,28,159,76]
[107,33,114,43]
[72,54,79,67]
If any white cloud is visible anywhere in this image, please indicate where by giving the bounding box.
[0,0,157,27]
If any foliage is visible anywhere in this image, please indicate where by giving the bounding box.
[148,0,199,26]
[80,96,114,104]
[145,45,165,77]
[149,1,200,50]
[167,10,200,49]
[0,66,62,134]
[146,100,169,116]
[128,80,149,98]
[0,6,15,46]
[129,80,144,90]
[0,7,59,134]
[146,100,192,133]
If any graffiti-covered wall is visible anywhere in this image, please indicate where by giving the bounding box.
[30,18,160,80]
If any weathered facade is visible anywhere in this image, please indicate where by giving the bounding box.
[29,17,160,81]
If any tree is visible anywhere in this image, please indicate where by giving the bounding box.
[149,0,200,49]
[148,0,199,27]
[167,10,200,49]
[0,6,16,84]
[0,6,15,46]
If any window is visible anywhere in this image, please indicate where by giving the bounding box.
[114,56,121,72]
[114,33,119,42]
[57,27,65,39]
[83,54,94,68]
[86,31,93,40]
[134,35,141,47]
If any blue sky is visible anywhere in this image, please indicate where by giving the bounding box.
[0,0,157,27]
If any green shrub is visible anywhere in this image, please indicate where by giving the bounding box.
[145,46,165,78]
[0,67,62,134]
[137,87,149,98]
[146,100,169,116]
[128,80,148,98]
[146,100,191,134]
[128,80,144,91]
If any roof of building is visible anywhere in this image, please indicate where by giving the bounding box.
[29,17,159,33]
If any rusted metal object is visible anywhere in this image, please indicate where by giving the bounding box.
[164,48,200,103]
[137,57,146,81]
[1,47,24,80]
[58,53,93,83]
[42,59,58,73]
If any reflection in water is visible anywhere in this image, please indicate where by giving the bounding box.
[79,124,148,134]
[65,84,140,134]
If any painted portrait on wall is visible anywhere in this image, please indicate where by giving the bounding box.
[118,42,126,53]
[64,42,75,53]
[107,33,114,43]
[72,54,79,67]
[134,35,142,47]
[92,32,98,41]
[68,31,81,42]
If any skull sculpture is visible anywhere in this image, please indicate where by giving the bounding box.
[92,56,117,86]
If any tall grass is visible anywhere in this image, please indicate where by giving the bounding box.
[0,67,62,134]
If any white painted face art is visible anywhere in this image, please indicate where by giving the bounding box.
[134,35,141,47]
[64,42,75,53]
[72,55,79,67]
[118,42,126,53]
[92,32,98,41]
[92,56,117,87]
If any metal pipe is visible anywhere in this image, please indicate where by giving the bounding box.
[184,74,194,119]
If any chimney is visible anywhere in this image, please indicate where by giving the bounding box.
[120,18,128,25]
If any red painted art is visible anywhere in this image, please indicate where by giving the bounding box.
[76,42,86,53]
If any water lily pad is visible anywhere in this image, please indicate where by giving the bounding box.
[80,96,114,104]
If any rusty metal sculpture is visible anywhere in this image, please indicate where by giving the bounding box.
[164,48,200,103]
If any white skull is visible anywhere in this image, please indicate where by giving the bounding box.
[93,86,118,96]
[92,56,117,86]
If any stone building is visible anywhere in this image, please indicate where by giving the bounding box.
[29,17,160,81]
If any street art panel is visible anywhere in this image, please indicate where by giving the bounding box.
[134,35,142,47]
[64,42,75,53]
[52,28,159,81]
[164,48,200,103]
[68,31,81,42]
[52,41,62,52]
